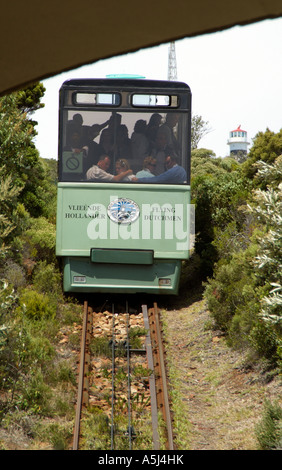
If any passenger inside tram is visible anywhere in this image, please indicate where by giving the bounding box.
[115,124,132,160]
[115,158,135,181]
[135,156,157,178]
[131,119,150,166]
[86,155,133,182]
[64,109,186,183]
[146,113,162,148]
[157,113,180,154]
[133,154,187,184]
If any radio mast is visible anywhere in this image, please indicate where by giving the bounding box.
[168,41,177,81]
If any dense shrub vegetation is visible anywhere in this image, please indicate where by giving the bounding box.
[0,84,81,449]
[0,83,281,448]
[195,148,282,371]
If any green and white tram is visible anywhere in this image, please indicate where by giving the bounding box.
[56,78,192,295]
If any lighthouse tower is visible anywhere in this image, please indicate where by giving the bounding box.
[227,125,249,160]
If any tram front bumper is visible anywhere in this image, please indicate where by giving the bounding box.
[62,255,181,295]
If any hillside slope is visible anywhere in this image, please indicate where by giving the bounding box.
[162,295,281,450]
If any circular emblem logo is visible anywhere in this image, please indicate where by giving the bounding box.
[107,198,140,224]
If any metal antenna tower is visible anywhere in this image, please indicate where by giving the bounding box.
[168,41,177,81]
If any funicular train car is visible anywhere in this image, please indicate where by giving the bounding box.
[56,78,192,295]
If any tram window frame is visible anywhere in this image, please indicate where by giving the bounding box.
[59,109,189,184]
[58,80,191,185]
[131,93,179,108]
[73,92,121,106]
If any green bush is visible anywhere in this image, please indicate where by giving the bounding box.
[249,321,280,363]
[204,250,257,332]
[16,289,56,321]
[23,217,56,264]
[0,320,55,385]
[204,155,282,366]
[16,370,52,415]
[0,280,18,318]
[27,335,55,366]
[242,128,282,183]
[255,400,282,449]
[47,423,73,450]
[46,360,76,387]
[32,261,62,298]
[3,260,26,290]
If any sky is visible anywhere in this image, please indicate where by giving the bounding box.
[34,17,282,160]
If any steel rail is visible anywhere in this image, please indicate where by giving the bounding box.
[111,304,116,450]
[73,301,89,450]
[126,302,133,449]
[142,304,160,450]
[148,303,174,450]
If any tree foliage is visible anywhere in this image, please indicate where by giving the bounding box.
[0,84,54,218]
[15,82,45,116]
[0,171,23,252]
[248,158,282,340]
[0,84,80,447]
[204,149,282,366]
[191,114,211,149]
[191,148,248,276]
[242,128,282,183]
[255,400,282,450]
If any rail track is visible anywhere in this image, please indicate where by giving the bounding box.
[72,300,174,451]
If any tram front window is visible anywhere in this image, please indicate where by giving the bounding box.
[60,110,188,184]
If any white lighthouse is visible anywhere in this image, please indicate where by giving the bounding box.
[227,125,249,161]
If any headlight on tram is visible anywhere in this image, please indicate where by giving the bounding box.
[159,278,172,286]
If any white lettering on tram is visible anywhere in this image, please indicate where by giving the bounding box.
[81,200,194,250]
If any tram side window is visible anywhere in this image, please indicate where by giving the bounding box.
[60,110,188,184]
